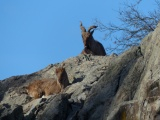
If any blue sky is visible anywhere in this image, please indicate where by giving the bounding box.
[0,0,157,80]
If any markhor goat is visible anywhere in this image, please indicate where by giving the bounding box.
[25,64,69,99]
[80,22,106,56]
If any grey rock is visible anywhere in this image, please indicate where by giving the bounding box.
[0,104,24,120]
[35,94,69,120]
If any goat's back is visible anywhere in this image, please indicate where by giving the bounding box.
[89,40,106,56]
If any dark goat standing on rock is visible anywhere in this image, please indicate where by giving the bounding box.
[80,22,106,56]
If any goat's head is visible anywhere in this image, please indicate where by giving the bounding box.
[55,63,69,89]
[80,22,97,47]
[55,64,65,83]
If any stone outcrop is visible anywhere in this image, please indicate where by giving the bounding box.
[1,22,160,120]
[0,104,24,120]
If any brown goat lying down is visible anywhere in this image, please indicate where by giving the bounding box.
[25,65,69,99]
[80,22,106,56]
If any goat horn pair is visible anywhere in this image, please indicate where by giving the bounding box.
[80,21,97,33]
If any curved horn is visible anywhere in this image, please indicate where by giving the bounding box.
[80,21,86,32]
[88,25,98,32]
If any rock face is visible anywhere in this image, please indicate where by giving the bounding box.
[1,22,160,120]
[0,104,24,120]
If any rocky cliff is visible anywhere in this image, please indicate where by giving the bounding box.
[1,22,160,120]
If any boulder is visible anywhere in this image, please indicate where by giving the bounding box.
[0,104,24,120]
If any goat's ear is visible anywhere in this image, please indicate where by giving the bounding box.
[80,21,86,32]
